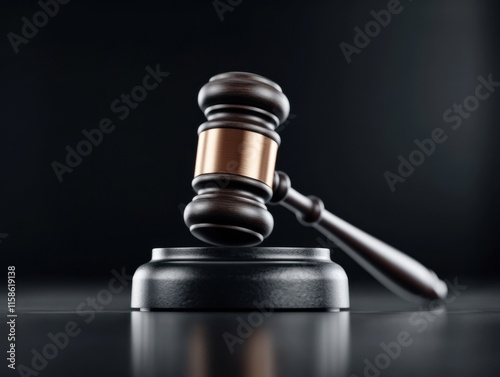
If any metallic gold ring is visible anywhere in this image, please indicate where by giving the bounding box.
[194,128,278,188]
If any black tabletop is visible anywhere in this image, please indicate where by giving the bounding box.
[9,281,500,377]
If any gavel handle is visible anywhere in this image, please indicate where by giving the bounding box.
[270,171,448,302]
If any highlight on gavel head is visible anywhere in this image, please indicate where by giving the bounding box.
[183,72,290,246]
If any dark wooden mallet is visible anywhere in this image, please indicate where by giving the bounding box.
[184,72,448,302]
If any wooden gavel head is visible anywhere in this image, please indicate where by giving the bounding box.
[183,72,290,246]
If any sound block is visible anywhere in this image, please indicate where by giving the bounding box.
[131,247,349,311]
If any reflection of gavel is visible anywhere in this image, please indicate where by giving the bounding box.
[184,72,447,302]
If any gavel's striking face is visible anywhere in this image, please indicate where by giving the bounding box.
[183,72,290,246]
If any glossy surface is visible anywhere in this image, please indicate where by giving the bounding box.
[12,282,500,377]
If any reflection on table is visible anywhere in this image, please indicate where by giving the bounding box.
[131,311,351,377]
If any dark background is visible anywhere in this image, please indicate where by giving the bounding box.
[1,0,499,284]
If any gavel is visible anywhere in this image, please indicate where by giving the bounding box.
[183,72,448,302]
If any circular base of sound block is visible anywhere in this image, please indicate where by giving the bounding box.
[131,247,349,311]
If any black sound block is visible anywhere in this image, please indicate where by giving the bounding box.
[131,247,349,311]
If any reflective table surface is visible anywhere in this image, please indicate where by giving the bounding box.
[10,280,500,377]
